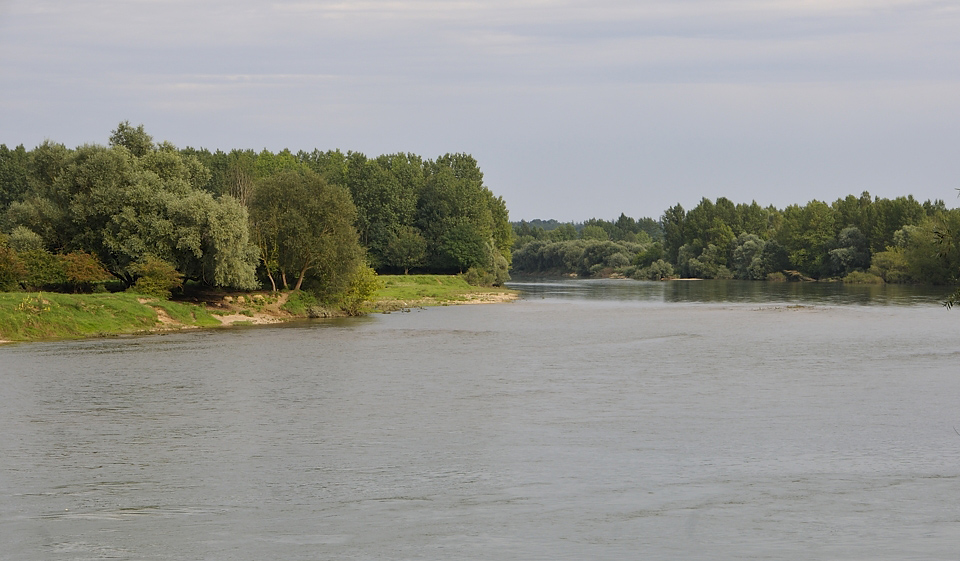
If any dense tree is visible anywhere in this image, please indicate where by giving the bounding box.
[385,225,427,275]
[249,170,363,295]
[0,144,29,217]
[4,132,259,289]
[661,204,685,264]
[828,226,871,276]
[109,121,154,157]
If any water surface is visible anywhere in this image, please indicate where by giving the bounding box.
[2,280,959,559]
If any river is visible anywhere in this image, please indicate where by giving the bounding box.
[2,279,959,560]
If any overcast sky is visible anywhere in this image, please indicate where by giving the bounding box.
[1,0,958,221]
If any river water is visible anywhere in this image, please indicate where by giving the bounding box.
[2,280,959,560]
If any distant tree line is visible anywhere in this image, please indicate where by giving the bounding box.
[0,123,512,303]
[512,194,960,286]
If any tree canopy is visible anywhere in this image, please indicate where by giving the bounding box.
[1,123,515,300]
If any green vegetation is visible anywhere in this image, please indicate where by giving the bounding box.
[149,299,221,327]
[373,274,516,308]
[512,194,960,293]
[0,292,217,341]
[0,123,513,319]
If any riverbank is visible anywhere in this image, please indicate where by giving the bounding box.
[0,275,518,343]
[370,275,518,312]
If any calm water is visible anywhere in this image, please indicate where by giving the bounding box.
[2,280,959,560]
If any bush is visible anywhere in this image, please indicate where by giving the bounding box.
[19,249,67,290]
[61,251,112,293]
[766,272,787,282]
[0,238,26,291]
[463,266,495,287]
[843,271,884,284]
[339,266,383,316]
[129,257,182,299]
[281,290,318,316]
[633,259,674,280]
[7,226,45,252]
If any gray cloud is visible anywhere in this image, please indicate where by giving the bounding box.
[2,0,959,220]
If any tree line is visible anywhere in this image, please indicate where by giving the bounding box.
[0,123,512,305]
[512,194,960,286]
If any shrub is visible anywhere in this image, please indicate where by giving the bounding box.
[634,259,674,280]
[129,257,182,299]
[767,272,787,282]
[339,266,383,316]
[0,239,26,291]
[463,267,495,287]
[61,251,112,293]
[19,249,67,290]
[843,271,884,284]
[281,290,318,316]
[7,226,45,252]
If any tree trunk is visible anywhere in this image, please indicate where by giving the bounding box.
[293,260,311,292]
[293,270,305,292]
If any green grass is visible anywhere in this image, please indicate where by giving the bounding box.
[0,292,219,342]
[374,274,515,306]
[149,298,222,327]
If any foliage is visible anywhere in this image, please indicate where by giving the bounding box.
[339,266,384,316]
[280,290,318,316]
[7,225,44,252]
[0,144,30,216]
[829,226,871,276]
[511,192,955,286]
[385,225,427,275]
[842,271,884,284]
[633,259,674,280]
[129,257,183,299]
[4,127,259,289]
[249,169,362,296]
[109,121,154,157]
[19,249,67,290]
[463,266,496,286]
[61,251,112,292]
[0,236,25,291]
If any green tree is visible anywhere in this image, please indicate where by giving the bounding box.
[250,170,363,295]
[0,235,25,291]
[130,256,183,299]
[7,127,258,289]
[109,121,154,157]
[339,266,383,316]
[61,251,112,292]
[777,201,836,277]
[730,233,766,280]
[661,204,685,263]
[19,249,67,290]
[829,226,871,276]
[0,144,29,215]
[385,226,427,274]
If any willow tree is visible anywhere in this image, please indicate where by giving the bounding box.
[4,125,260,289]
[249,170,363,297]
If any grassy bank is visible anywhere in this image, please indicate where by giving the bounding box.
[0,292,219,342]
[371,275,517,311]
[0,275,517,342]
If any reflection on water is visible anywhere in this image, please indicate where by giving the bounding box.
[2,281,959,560]
[510,277,951,306]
